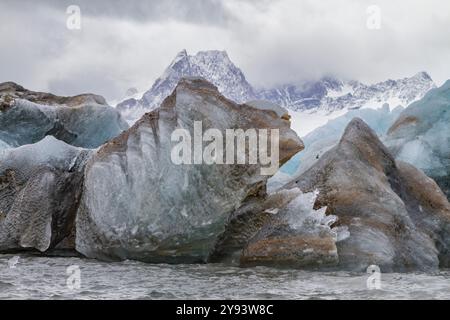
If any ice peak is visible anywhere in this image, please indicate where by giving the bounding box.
[341,117,377,147]
[338,117,396,169]
[343,117,375,137]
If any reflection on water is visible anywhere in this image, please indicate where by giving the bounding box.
[0,254,449,300]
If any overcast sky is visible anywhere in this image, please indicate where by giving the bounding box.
[1,0,449,102]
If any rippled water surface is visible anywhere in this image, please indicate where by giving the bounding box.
[0,254,449,299]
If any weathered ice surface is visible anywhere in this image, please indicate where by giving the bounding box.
[0,136,91,252]
[0,139,9,151]
[278,118,450,272]
[76,78,303,263]
[222,188,348,268]
[209,188,301,264]
[386,80,450,199]
[0,82,128,148]
[245,100,291,119]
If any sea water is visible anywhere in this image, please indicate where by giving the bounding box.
[0,254,449,300]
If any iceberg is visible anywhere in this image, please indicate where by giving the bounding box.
[0,136,91,252]
[76,78,303,263]
[284,118,450,271]
[0,82,129,149]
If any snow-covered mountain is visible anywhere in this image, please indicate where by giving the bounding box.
[116,49,436,129]
[259,72,435,113]
[117,50,256,122]
[284,72,436,136]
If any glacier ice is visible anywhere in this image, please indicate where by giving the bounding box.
[0,82,128,149]
[245,100,289,118]
[0,139,9,150]
[386,80,450,198]
[0,136,91,252]
[0,99,128,149]
[240,188,343,268]
[283,190,349,244]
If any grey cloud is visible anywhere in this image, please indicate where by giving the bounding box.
[3,0,233,25]
[0,0,449,102]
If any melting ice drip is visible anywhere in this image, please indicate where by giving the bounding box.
[285,189,350,242]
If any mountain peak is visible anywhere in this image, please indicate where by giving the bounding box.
[119,49,256,123]
[177,49,188,57]
[166,49,190,70]
[413,71,432,81]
